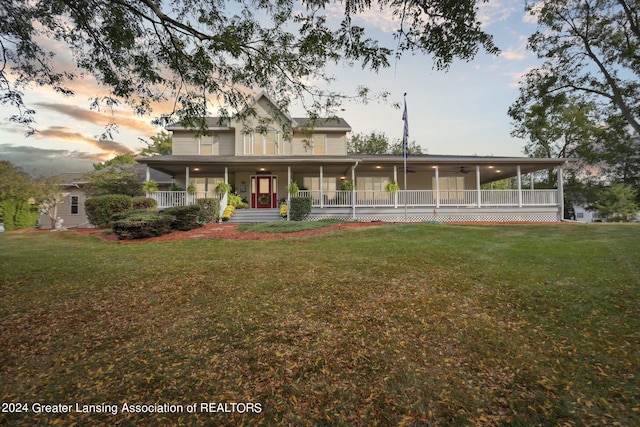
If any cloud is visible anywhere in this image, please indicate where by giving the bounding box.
[323,3,400,34]
[33,102,156,134]
[478,0,518,28]
[36,126,134,155]
[505,66,536,88]
[0,144,100,177]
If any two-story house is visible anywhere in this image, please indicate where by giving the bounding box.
[138,91,570,222]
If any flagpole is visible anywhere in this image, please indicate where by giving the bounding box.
[403,93,408,221]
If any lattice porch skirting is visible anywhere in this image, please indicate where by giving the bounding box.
[306,207,561,223]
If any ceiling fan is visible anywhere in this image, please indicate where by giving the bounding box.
[459,166,471,174]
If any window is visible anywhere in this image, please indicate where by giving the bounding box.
[70,195,79,215]
[356,177,390,202]
[244,131,279,155]
[434,177,465,200]
[199,137,213,155]
[357,177,389,191]
[309,134,326,155]
[303,177,336,192]
[265,131,277,155]
[189,177,224,193]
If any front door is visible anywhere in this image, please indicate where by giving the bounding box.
[252,176,277,208]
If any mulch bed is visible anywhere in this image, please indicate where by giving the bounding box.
[68,222,388,242]
[10,221,570,243]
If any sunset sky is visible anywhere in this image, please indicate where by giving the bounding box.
[0,0,542,177]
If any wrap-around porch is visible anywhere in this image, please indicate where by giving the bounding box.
[140,154,569,222]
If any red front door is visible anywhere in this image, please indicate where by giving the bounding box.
[252,176,277,208]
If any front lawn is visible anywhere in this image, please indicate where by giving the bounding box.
[0,224,638,425]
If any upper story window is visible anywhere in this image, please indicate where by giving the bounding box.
[198,136,217,155]
[309,134,326,155]
[244,131,280,155]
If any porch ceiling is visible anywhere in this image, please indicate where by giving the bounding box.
[138,155,569,183]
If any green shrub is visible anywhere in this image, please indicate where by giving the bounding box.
[227,193,248,209]
[112,211,175,240]
[161,205,201,231]
[110,209,150,222]
[0,199,39,230]
[289,197,312,221]
[196,198,220,224]
[132,196,157,211]
[84,194,133,228]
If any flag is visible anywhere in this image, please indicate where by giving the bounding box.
[402,98,409,159]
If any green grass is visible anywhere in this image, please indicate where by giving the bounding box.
[236,218,346,233]
[1,224,639,425]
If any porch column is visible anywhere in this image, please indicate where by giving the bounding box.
[351,162,358,219]
[393,165,398,208]
[530,172,535,190]
[185,166,190,189]
[224,167,228,184]
[517,165,523,208]
[476,165,481,208]
[319,166,324,208]
[287,166,291,221]
[557,165,565,220]
[145,165,150,182]
[435,166,440,208]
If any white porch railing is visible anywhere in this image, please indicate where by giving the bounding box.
[299,189,558,208]
[149,191,212,209]
[150,189,559,210]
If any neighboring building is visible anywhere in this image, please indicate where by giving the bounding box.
[572,205,602,222]
[138,91,571,223]
[37,172,91,229]
[572,205,640,222]
[38,165,172,229]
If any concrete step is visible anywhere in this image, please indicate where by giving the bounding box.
[227,209,282,223]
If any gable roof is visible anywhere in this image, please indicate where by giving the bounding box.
[293,117,352,131]
[165,91,351,132]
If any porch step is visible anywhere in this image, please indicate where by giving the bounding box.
[227,209,282,223]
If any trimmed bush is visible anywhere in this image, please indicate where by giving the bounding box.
[132,196,157,211]
[289,197,312,221]
[110,209,150,223]
[196,198,220,224]
[161,205,201,231]
[85,194,133,228]
[112,211,175,240]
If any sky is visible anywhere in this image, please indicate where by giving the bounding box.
[0,0,541,177]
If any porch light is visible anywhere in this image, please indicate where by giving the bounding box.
[376,165,382,169]
[260,168,266,171]
[496,169,502,173]
[193,167,200,171]
[488,166,494,169]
